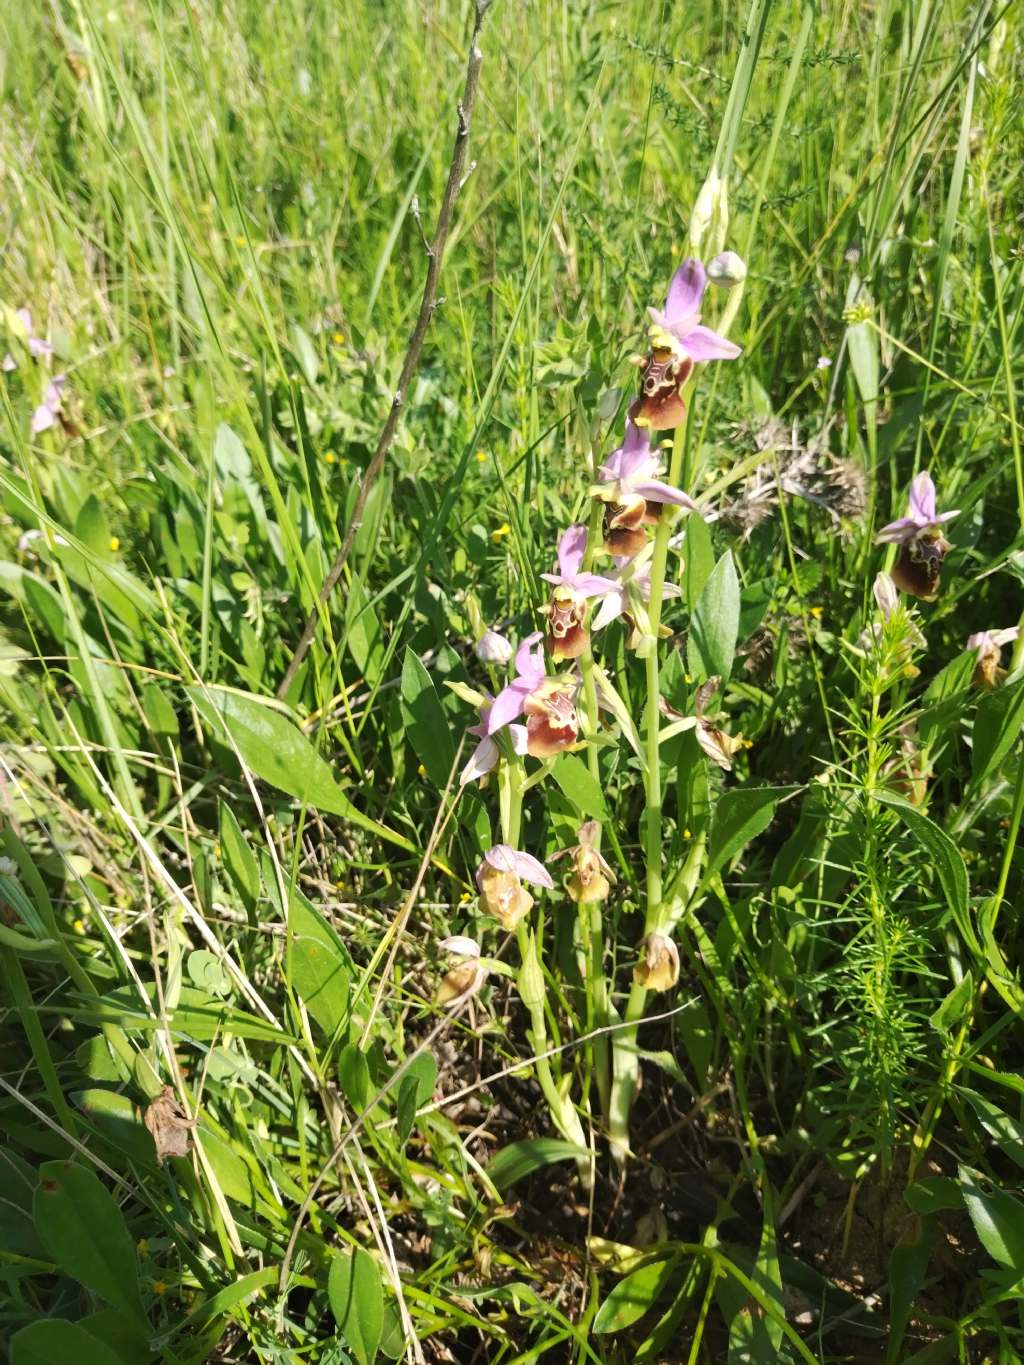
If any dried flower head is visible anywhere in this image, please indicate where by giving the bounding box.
[144,1086,197,1165]
[633,933,680,992]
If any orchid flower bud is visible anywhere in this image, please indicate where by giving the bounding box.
[475,629,514,665]
[706,251,746,288]
[633,933,680,992]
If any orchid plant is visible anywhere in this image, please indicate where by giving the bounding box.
[449,217,976,1165]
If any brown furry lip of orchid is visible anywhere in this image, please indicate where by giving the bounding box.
[875,471,959,599]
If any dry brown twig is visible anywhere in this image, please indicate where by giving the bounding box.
[276,0,494,699]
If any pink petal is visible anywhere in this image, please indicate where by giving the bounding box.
[31,404,55,434]
[571,572,618,598]
[460,736,498,786]
[966,632,990,652]
[486,682,530,734]
[908,472,936,523]
[875,517,918,545]
[664,259,706,326]
[630,478,698,509]
[591,592,625,631]
[618,421,655,480]
[679,324,741,361]
[556,524,587,580]
[28,337,53,358]
[513,631,545,681]
[509,724,529,755]
[15,309,32,333]
[485,845,552,889]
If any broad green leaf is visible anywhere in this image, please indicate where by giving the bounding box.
[33,1161,144,1322]
[487,1138,589,1191]
[74,495,110,557]
[929,971,973,1031]
[218,799,260,911]
[552,752,609,821]
[593,1255,679,1334]
[339,1044,370,1111]
[959,1087,1024,1169]
[187,685,413,851]
[12,1320,125,1365]
[74,1088,154,1166]
[688,550,740,682]
[289,322,320,385]
[400,648,455,788]
[397,1053,437,1145]
[971,674,1024,787]
[958,1166,1024,1272]
[288,892,352,1036]
[904,1176,964,1216]
[683,513,714,612]
[873,792,976,952]
[706,786,797,881]
[0,560,67,638]
[328,1248,383,1365]
[923,649,976,704]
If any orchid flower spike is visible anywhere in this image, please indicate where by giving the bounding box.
[476,844,554,931]
[967,627,1020,690]
[592,422,698,559]
[487,632,580,758]
[876,472,959,599]
[630,259,741,430]
[540,525,617,662]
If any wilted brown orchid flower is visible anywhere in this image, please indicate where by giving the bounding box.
[551,821,616,904]
[967,627,1019,690]
[633,932,680,991]
[660,677,744,771]
[144,1086,197,1165]
[436,935,487,1006]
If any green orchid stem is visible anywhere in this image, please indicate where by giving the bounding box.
[502,760,588,1167]
[579,494,612,1116]
[608,402,695,1161]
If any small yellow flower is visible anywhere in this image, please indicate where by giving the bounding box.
[332,331,345,345]
[810,605,823,620]
[234,235,246,247]
[324,452,336,464]
[73,918,86,934]
[682,828,692,840]
[151,1279,168,1295]
[491,523,511,542]
[842,300,872,325]
[108,536,120,552]
[684,673,693,684]
[742,738,754,749]
[475,451,487,464]
[459,891,471,903]
[137,1238,149,1255]
[417,763,426,778]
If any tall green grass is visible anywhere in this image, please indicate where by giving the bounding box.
[1,0,1023,1360]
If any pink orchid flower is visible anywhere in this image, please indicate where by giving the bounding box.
[476,844,554,931]
[631,259,741,430]
[876,472,959,600]
[592,422,698,558]
[486,632,579,758]
[540,526,617,661]
[31,374,67,435]
[4,309,54,371]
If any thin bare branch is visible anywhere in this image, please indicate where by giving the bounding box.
[276,0,493,699]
